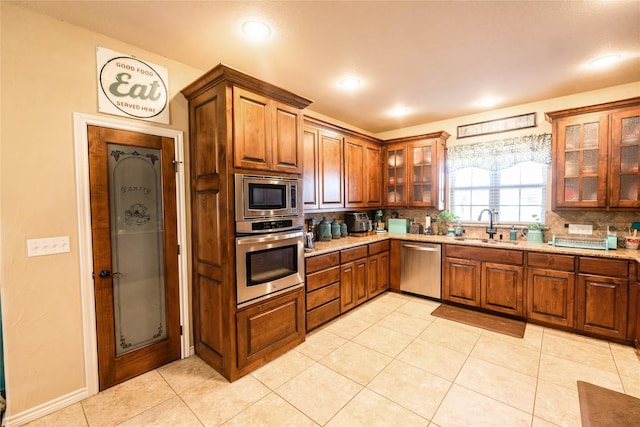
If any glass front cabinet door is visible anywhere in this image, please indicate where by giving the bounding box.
[547,97,640,210]
[610,106,640,208]
[383,132,449,209]
[553,113,609,208]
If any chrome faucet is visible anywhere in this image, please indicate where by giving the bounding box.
[478,208,498,239]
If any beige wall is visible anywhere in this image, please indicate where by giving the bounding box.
[0,4,203,418]
[1,1,639,423]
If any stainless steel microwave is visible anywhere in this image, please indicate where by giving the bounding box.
[235,174,303,234]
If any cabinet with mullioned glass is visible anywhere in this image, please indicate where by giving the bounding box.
[546,97,640,210]
[384,132,449,208]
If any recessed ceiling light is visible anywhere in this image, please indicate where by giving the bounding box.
[242,20,271,41]
[475,96,501,108]
[390,106,410,117]
[339,77,361,90]
[588,54,622,69]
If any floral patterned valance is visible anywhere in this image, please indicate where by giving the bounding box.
[447,133,552,172]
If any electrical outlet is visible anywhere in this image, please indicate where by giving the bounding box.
[568,224,593,235]
[27,236,70,257]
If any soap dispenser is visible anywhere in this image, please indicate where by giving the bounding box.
[509,226,517,241]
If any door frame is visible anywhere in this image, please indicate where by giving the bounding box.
[73,113,190,396]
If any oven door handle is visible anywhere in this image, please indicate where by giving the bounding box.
[236,231,303,245]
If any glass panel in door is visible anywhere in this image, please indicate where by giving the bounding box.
[108,144,167,356]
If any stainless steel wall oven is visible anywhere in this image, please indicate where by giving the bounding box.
[234,174,305,308]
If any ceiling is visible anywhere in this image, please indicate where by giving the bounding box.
[11,0,640,134]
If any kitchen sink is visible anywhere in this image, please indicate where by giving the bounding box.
[453,237,519,245]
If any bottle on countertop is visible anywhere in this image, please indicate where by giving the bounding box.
[455,220,463,237]
[510,226,517,241]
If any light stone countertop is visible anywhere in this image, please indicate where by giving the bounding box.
[305,231,640,263]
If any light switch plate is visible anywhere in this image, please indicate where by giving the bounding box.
[568,224,593,235]
[27,236,70,257]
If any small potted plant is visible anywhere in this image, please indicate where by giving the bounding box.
[436,210,459,235]
[523,214,544,242]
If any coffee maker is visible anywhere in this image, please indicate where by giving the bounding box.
[344,212,371,234]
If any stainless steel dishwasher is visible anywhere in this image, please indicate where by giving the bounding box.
[400,241,442,300]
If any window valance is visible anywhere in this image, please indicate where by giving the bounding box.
[447,133,552,172]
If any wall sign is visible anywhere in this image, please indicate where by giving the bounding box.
[457,112,536,139]
[97,46,169,124]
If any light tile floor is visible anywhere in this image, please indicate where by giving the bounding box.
[25,292,640,426]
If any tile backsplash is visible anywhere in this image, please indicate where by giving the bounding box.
[305,208,640,241]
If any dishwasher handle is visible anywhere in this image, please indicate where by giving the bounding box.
[402,244,440,252]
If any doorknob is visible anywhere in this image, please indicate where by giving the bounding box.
[98,270,121,278]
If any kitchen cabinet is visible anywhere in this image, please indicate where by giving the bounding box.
[576,257,629,340]
[526,252,576,328]
[233,87,305,174]
[340,245,369,311]
[367,241,390,298]
[344,136,383,208]
[181,64,312,381]
[303,118,384,212]
[302,123,344,210]
[610,106,640,207]
[236,288,305,372]
[383,132,449,208]
[305,252,341,330]
[546,97,640,210]
[443,245,524,317]
[632,262,640,350]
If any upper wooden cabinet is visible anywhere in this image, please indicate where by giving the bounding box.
[344,136,383,208]
[546,97,640,210]
[384,132,450,209]
[234,87,305,174]
[303,118,384,211]
[303,123,343,210]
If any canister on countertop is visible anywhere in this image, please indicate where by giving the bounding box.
[509,226,517,241]
[331,218,341,239]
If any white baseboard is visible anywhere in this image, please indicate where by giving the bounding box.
[4,388,88,427]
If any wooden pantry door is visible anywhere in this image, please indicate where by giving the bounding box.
[88,125,180,390]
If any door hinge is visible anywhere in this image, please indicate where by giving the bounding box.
[177,244,180,255]
[172,159,182,173]
[180,325,183,335]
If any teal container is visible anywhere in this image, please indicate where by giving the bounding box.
[317,217,332,242]
[340,221,348,237]
[331,219,341,239]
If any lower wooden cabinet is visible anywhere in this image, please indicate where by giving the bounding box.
[443,257,481,307]
[340,245,369,311]
[576,257,629,340]
[304,241,390,330]
[632,273,640,349]
[305,252,341,330]
[443,245,523,316]
[236,288,305,372]
[526,253,576,327]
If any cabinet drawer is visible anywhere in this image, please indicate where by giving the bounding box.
[369,240,390,256]
[579,257,629,278]
[306,282,340,310]
[307,299,341,330]
[445,244,523,265]
[341,245,368,263]
[306,252,339,274]
[527,252,575,271]
[306,266,340,292]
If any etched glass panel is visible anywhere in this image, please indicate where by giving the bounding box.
[581,176,598,201]
[621,116,640,144]
[108,144,167,356]
[564,178,579,201]
[620,146,639,173]
[565,151,580,176]
[583,122,599,148]
[582,150,598,174]
[620,175,639,201]
[565,125,580,149]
